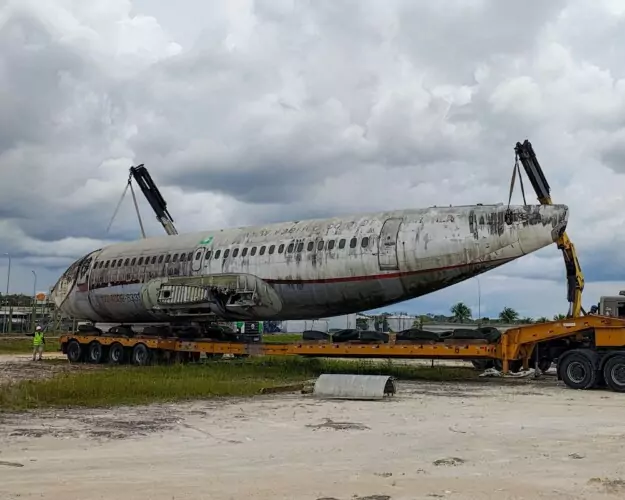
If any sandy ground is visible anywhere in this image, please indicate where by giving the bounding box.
[2,364,625,500]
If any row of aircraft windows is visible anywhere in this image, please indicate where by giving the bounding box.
[95,236,371,270]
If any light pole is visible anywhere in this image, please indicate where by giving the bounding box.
[31,270,37,332]
[476,276,482,326]
[2,253,9,334]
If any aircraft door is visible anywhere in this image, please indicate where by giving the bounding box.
[191,246,206,274]
[378,217,403,271]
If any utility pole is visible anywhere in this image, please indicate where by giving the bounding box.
[31,270,37,332]
[2,253,10,334]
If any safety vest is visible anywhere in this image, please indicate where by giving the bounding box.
[33,331,44,346]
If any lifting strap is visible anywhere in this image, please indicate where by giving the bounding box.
[505,153,527,223]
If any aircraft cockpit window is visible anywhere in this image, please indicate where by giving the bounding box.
[98,261,103,268]
[165,255,170,263]
[138,257,144,265]
[206,250,213,259]
[349,238,357,248]
[195,251,202,260]
[260,246,266,255]
[251,247,257,256]
[124,258,130,266]
[151,256,157,264]
[317,241,324,251]
[278,244,285,253]
[131,258,136,265]
[242,248,248,257]
[361,237,369,248]
[307,241,314,251]
[233,248,239,257]
[269,245,275,254]
[172,254,179,262]
[328,240,335,250]
[297,242,304,252]
[339,239,346,249]
[224,249,230,258]
[105,261,110,268]
[158,255,164,263]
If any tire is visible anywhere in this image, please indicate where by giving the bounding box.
[86,341,104,363]
[558,351,598,390]
[131,343,151,366]
[66,340,82,363]
[108,343,125,364]
[471,359,494,371]
[602,354,625,392]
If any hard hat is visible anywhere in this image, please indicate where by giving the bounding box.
[36,326,42,331]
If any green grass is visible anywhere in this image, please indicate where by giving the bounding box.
[0,337,61,354]
[263,333,302,343]
[0,356,477,411]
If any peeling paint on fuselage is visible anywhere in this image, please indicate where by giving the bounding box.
[50,203,568,323]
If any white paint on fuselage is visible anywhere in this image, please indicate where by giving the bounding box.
[50,203,568,324]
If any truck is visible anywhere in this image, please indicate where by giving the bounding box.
[57,142,625,392]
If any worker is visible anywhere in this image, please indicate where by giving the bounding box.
[32,326,45,361]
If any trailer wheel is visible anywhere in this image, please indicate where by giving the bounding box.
[602,355,625,392]
[558,351,597,390]
[131,343,151,366]
[66,340,83,363]
[87,341,104,364]
[471,360,494,371]
[108,343,124,364]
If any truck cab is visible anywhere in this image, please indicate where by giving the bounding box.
[593,291,625,318]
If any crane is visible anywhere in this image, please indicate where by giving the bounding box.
[511,140,585,318]
[107,164,178,238]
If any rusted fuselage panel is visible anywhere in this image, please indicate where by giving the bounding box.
[49,203,568,323]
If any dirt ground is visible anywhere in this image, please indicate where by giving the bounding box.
[2,361,625,500]
[0,353,96,386]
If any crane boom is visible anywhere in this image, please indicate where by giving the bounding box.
[129,164,178,236]
[514,140,585,317]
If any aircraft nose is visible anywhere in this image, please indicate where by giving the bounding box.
[515,204,569,255]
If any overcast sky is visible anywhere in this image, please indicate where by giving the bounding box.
[1,0,625,319]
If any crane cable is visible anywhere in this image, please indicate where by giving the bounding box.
[504,153,528,224]
[105,172,147,238]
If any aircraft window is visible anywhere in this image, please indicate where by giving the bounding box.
[361,237,369,248]
[173,254,178,262]
[317,241,324,251]
[297,242,304,252]
[138,257,144,265]
[260,246,266,255]
[214,250,221,259]
[158,255,164,263]
[242,248,248,257]
[339,239,346,249]
[307,241,314,251]
[180,253,186,262]
[251,247,257,256]
[278,244,284,253]
[328,240,335,250]
[105,261,110,268]
[206,250,212,259]
[151,256,156,264]
[233,248,239,257]
[286,243,293,253]
[350,238,357,248]
[165,255,170,263]
[187,251,193,261]
[224,249,230,259]
[269,245,275,254]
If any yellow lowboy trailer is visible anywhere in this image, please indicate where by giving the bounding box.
[58,313,625,392]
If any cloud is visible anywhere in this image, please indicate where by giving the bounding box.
[1,0,625,318]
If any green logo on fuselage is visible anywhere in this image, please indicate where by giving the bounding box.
[199,236,213,245]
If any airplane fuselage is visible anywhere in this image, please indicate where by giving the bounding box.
[50,203,568,324]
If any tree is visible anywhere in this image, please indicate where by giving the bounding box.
[553,313,566,320]
[499,307,519,323]
[450,302,472,323]
[521,317,534,324]
[535,317,549,323]
[356,317,369,330]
